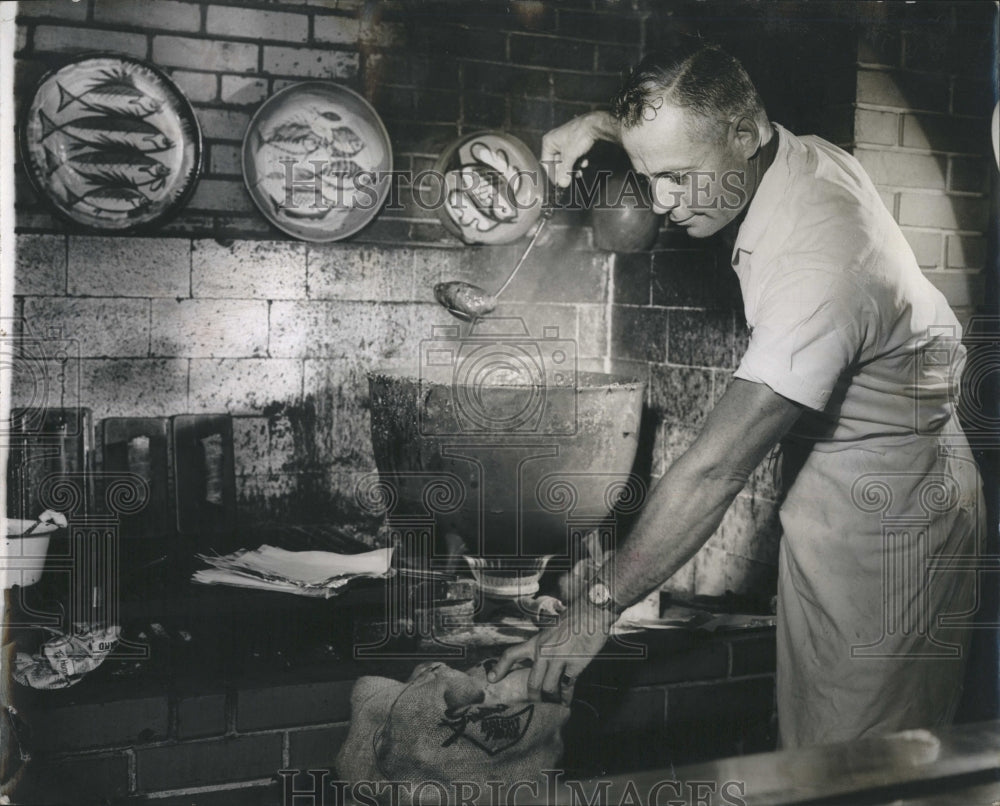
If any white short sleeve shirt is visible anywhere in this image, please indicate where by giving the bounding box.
[731,124,963,448]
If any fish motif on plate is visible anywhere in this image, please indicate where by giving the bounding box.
[21,54,201,231]
[242,82,393,242]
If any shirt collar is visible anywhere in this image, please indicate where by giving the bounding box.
[731,123,791,266]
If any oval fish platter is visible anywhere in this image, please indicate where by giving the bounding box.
[242,82,393,242]
[21,54,202,231]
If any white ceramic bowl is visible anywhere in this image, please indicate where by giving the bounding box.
[2,518,58,587]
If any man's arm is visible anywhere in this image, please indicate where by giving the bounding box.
[489,379,803,701]
[541,111,620,187]
[608,378,802,605]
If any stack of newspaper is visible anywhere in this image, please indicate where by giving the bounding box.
[192,544,393,598]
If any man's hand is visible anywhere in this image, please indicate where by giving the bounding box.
[488,603,612,704]
[541,111,619,187]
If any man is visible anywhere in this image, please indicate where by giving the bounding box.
[489,41,983,749]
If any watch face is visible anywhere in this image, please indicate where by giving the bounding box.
[589,582,611,606]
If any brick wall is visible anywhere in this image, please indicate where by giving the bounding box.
[9,0,859,593]
[11,0,995,588]
[853,1,996,329]
[12,0,642,527]
[14,630,776,804]
[8,1,996,801]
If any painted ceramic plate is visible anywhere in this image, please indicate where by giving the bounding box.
[21,54,201,231]
[427,131,545,245]
[242,82,393,242]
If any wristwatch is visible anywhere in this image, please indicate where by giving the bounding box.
[586,579,626,616]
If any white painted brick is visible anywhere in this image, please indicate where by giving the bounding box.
[15,234,65,296]
[15,0,89,21]
[301,359,375,468]
[195,107,251,140]
[209,144,243,176]
[188,179,254,213]
[576,304,606,359]
[855,148,946,190]
[150,299,268,357]
[67,237,190,297]
[306,244,413,300]
[232,416,270,475]
[207,5,308,43]
[946,235,986,269]
[192,240,306,299]
[22,297,149,357]
[33,25,148,59]
[901,113,984,155]
[153,36,258,74]
[878,190,897,215]
[94,0,201,32]
[189,358,302,413]
[269,301,410,360]
[309,0,363,8]
[412,247,465,289]
[263,46,359,79]
[901,228,943,268]
[80,358,189,418]
[854,109,898,146]
[220,75,268,106]
[693,544,728,597]
[313,14,361,45]
[922,270,984,309]
[9,356,83,411]
[856,69,949,112]
[168,71,218,104]
[898,194,989,231]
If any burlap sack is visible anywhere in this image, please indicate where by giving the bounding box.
[336,661,570,804]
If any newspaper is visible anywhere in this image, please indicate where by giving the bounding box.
[191,545,393,598]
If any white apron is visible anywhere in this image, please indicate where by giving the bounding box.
[728,125,985,747]
[775,425,982,747]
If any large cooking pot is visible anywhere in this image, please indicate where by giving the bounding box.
[367,367,647,560]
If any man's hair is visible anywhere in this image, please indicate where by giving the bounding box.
[612,40,767,140]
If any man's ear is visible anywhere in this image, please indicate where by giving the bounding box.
[731,115,762,159]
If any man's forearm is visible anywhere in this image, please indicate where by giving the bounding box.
[606,447,746,608]
[594,379,803,610]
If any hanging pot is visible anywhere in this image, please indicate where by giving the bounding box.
[591,171,662,252]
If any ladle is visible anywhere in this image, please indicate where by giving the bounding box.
[435,204,554,322]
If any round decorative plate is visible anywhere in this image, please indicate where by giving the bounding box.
[21,54,202,231]
[427,131,545,245]
[242,82,393,242]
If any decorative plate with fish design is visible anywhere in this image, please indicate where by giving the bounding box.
[241,81,393,242]
[21,54,202,231]
[428,131,545,245]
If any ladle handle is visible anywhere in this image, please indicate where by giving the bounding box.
[492,205,552,299]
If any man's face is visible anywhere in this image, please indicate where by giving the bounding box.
[621,100,753,238]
